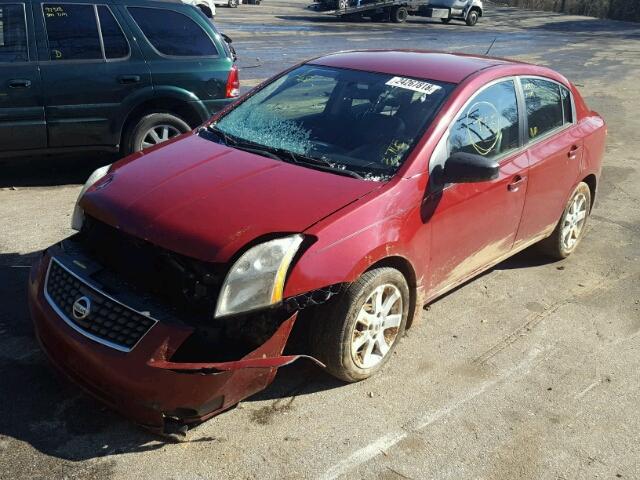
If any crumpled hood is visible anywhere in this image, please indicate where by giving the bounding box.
[81,133,380,263]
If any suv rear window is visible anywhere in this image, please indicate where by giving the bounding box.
[43,4,102,60]
[128,7,217,57]
[98,6,128,59]
[0,4,28,62]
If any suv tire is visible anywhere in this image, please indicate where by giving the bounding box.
[123,112,191,155]
[228,0,238,7]
[465,9,479,26]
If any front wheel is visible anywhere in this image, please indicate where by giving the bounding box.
[440,17,451,24]
[228,0,238,6]
[465,9,478,26]
[538,182,591,260]
[310,267,410,382]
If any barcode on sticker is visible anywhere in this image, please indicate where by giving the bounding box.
[385,77,442,95]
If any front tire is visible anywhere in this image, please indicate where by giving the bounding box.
[465,9,478,26]
[311,268,409,382]
[123,112,191,155]
[228,0,238,7]
[538,182,591,260]
[440,17,451,24]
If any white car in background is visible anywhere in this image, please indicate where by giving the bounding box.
[181,0,217,18]
[214,0,240,8]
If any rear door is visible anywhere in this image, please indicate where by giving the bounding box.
[34,1,152,148]
[0,1,46,152]
[513,77,582,245]
[123,4,232,116]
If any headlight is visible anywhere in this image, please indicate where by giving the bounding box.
[71,164,111,231]
[215,235,304,317]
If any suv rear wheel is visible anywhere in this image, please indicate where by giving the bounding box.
[228,0,238,7]
[123,112,191,154]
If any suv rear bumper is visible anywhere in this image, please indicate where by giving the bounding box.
[28,250,302,435]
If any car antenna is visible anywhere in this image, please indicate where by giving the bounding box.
[485,37,497,56]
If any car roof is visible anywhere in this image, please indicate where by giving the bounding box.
[309,50,521,84]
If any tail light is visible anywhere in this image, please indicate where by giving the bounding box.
[225,65,240,98]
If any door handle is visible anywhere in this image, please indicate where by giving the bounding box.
[507,175,526,192]
[8,79,31,89]
[118,75,141,84]
[567,145,580,160]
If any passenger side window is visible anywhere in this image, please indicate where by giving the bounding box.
[128,7,218,57]
[97,6,128,59]
[0,4,28,62]
[43,4,102,60]
[448,80,520,160]
[522,78,564,140]
[561,86,573,124]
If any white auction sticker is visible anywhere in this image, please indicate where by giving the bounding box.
[385,76,442,95]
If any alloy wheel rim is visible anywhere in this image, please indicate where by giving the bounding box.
[562,192,588,250]
[351,284,403,369]
[141,124,181,149]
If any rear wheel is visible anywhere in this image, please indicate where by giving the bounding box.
[123,112,191,155]
[391,6,408,23]
[228,0,238,7]
[310,267,410,382]
[465,9,479,26]
[538,182,591,259]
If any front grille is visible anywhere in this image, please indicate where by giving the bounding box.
[45,258,156,352]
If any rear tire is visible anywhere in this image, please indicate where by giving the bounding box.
[310,267,409,383]
[465,9,478,26]
[123,112,191,155]
[391,6,408,23]
[537,182,591,260]
[228,0,238,7]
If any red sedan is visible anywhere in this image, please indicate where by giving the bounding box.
[28,51,606,437]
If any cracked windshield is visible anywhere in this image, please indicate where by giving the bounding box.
[208,65,454,180]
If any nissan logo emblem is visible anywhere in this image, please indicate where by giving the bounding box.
[72,296,91,320]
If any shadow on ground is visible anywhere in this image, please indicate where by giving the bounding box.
[0,153,114,188]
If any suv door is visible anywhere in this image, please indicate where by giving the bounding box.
[124,4,232,116]
[0,1,46,153]
[427,78,528,295]
[33,1,152,148]
[514,77,582,245]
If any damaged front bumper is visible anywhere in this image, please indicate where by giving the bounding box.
[28,247,323,437]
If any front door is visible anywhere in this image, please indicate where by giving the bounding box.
[33,1,151,148]
[0,1,46,153]
[427,78,528,295]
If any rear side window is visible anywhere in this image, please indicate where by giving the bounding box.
[43,4,102,60]
[561,86,573,124]
[448,80,520,160]
[522,78,564,140]
[97,6,128,59]
[0,4,28,62]
[128,7,218,57]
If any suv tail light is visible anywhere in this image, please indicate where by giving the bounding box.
[225,65,240,98]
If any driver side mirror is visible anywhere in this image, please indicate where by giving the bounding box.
[443,152,499,184]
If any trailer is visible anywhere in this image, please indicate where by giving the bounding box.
[310,0,483,25]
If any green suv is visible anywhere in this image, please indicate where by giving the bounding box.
[0,0,239,157]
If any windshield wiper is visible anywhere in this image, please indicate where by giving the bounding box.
[279,150,363,180]
[204,125,237,146]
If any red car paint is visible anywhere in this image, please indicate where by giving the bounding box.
[29,51,606,434]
